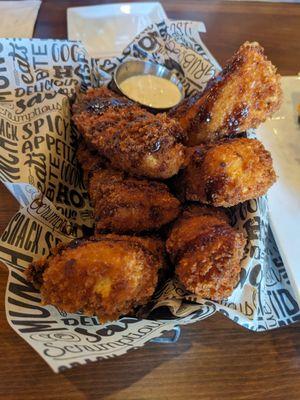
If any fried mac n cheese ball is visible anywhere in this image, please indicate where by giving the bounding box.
[72,87,186,179]
[166,205,246,300]
[88,168,180,233]
[183,138,276,207]
[26,237,160,322]
[170,42,282,145]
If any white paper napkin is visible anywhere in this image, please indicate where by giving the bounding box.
[0,1,41,38]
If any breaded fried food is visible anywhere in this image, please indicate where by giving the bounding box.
[26,257,46,289]
[93,233,168,278]
[26,243,66,289]
[77,141,103,185]
[166,205,246,300]
[72,87,186,179]
[182,138,276,207]
[26,237,160,322]
[170,42,282,145]
[89,168,180,233]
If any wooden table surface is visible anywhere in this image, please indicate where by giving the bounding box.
[1,1,300,399]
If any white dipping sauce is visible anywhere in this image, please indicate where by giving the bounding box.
[119,74,182,108]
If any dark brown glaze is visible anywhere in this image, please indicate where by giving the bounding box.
[72,87,186,179]
[88,168,181,234]
[166,205,230,263]
[172,223,230,265]
[166,205,246,300]
[85,97,134,116]
[169,42,282,145]
[182,138,276,207]
[169,57,245,140]
[169,91,203,121]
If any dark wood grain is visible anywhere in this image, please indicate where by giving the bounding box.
[34,0,300,75]
[1,1,300,399]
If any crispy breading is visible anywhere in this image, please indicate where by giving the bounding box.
[26,42,282,321]
[26,255,47,289]
[26,237,160,322]
[93,233,168,278]
[182,138,276,207]
[180,204,230,224]
[170,42,282,145]
[88,168,180,233]
[166,205,246,300]
[72,87,186,179]
[76,141,104,185]
[26,243,66,289]
[166,205,230,263]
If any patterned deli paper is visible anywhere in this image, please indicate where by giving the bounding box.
[0,21,299,372]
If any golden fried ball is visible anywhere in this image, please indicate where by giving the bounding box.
[183,138,276,207]
[27,237,160,322]
[166,205,246,300]
[89,168,180,234]
[170,42,282,145]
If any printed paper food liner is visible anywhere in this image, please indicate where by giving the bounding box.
[0,22,299,373]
